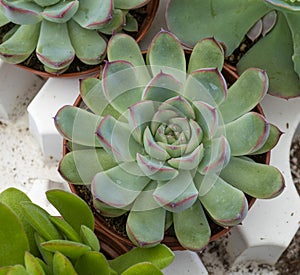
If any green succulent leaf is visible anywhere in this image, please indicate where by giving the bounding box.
[0,8,9,26]
[173,200,210,251]
[184,69,227,107]
[224,112,270,155]
[97,9,124,34]
[33,0,60,7]
[92,164,150,208]
[58,149,117,184]
[166,0,270,55]
[73,0,112,29]
[197,173,248,226]
[114,0,150,9]
[24,251,45,275]
[46,189,95,233]
[219,68,268,123]
[68,19,106,65]
[0,202,29,266]
[264,0,300,11]
[52,252,77,275]
[0,23,40,64]
[41,240,91,259]
[220,156,285,198]
[49,216,81,242]
[54,105,103,147]
[237,12,300,98]
[147,30,186,82]
[123,12,138,32]
[36,20,75,71]
[2,265,29,275]
[0,188,39,256]
[20,201,62,241]
[109,244,174,273]
[153,171,198,212]
[121,262,163,275]
[0,0,42,24]
[75,251,110,275]
[80,225,100,252]
[34,234,53,266]
[93,199,128,217]
[41,0,79,23]
[188,37,224,72]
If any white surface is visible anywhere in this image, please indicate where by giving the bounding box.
[0,61,45,120]
[226,95,300,265]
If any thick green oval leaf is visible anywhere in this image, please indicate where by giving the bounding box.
[46,189,94,233]
[122,262,163,275]
[20,201,62,241]
[54,105,102,147]
[41,240,91,259]
[0,23,40,64]
[24,251,45,275]
[68,19,106,65]
[75,251,109,275]
[80,225,100,252]
[109,244,174,273]
[173,200,210,251]
[0,188,39,257]
[36,20,74,71]
[114,0,149,9]
[0,202,29,266]
[52,252,77,275]
[97,9,124,34]
[58,149,117,184]
[220,156,285,198]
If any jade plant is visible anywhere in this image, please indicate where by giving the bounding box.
[0,0,151,74]
[0,187,174,274]
[54,30,285,251]
[166,0,300,98]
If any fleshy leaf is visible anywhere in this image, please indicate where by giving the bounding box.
[41,0,79,23]
[0,0,42,24]
[173,200,210,251]
[264,0,300,11]
[196,173,248,226]
[97,9,124,34]
[24,251,45,275]
[237,12,300,98]
[0,202,29,266]
[52,252,77,275]
[197,136,231,174]
[36,20,75,71]
[184,68,227,107]
[102,60,142,114]
[147,30,186,82]
[224,112,270,155]
[58,149,117,184]
[184,119,203,154]
[136,153,178,181]
[54,106,102,147]
[68,19,106,65]
[96,115,143,162]
[0,8,9,26]
[46,189,95,233]
[75,251,110,275]
[80,225,100,252]
[153,171,198,212]
[220,156,285,198]
[218,68,268,123]
[114,0,150,9]
[93,199,127,217]
[73,0,113,29]
[92,165,150,208]
[188,37,224,72]
[0,23,40,64]
[123,12,138,32]
[126,207,166,247]
[122,262,162,275]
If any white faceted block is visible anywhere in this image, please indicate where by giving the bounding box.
[163,251,208,275]
[27,77,80,161]
[226,95,300,265]
[0,61,45,120]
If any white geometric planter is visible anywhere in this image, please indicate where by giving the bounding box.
[226,94,300,265]
[0,61,45,120]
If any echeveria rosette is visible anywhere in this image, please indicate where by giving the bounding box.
[54,31,285,251]
[0,0,150,74]
[166,0,300,98]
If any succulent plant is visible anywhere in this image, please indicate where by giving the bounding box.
[0,0,151,74]
[0,187,174,274]
[166,0,300,98]
[54,30,285,251]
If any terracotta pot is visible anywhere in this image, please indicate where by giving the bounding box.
[64,64,270,252]
[3,0,159,79]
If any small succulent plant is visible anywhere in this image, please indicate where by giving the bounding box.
[0,0,151,74]
[166,0,300,98]
[0,187,174,274]
[55,30,285,251]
